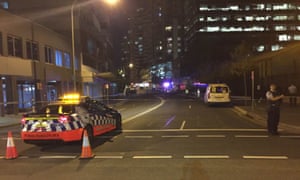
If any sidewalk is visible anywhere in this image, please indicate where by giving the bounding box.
[0,113,22,128]
[234,101,300,134]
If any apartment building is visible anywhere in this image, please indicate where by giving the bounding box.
[0,9,76,114]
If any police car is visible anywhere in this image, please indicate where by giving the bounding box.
[21,94,122,145]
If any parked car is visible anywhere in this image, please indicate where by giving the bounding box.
[204,83,231,105]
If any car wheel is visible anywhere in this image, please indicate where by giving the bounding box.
[115,113,122,131]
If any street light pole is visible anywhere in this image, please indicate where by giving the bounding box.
[71,0,77,92]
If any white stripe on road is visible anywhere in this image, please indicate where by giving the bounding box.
[184,155,230,159]
[235,135,269,138]
[122,129,267,133]
[161,135,189,138]
[39,156,77,159]
[243,155,288,160]
[196,135,226,138]
[95,156,124,159]
[125,136,153,138]
[280,135,300,138]
[122,98,165,124]
[133,155,172,159]
[180,121,186,130]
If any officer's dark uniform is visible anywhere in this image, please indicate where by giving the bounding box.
[266,91,282,135]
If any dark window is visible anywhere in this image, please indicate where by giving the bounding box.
[0,32,2,55]
[7,35,23,58]
[26,40,39,60]
[45,46,54,64]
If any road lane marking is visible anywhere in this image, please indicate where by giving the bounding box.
[133,155,172,159]
[243,155,288,160]
[123,128,267,133]
[95,155,123,159]
[196,135,226,138]
[184,155,230,159]
[39,156,77,159]
[122,97,165,123]
[235,135,269,138]
[180,121,186,130]
[161,135,189,138]
[125,136,153,138]
[280,135,300,138]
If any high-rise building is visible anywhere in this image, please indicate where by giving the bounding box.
[183,0,300,79]
[121,0,184,84]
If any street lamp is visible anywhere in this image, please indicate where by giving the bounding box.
[71,0,119,92]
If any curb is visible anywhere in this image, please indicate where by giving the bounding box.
[233,106,300,134]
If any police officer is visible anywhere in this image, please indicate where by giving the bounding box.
[266,84,284,135]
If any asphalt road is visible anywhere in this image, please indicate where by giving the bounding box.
[0,94,300,180]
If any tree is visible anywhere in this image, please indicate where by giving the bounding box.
[229,41,255,97]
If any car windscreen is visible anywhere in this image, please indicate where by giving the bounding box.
[210,86,229,93]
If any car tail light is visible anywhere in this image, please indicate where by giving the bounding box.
[21,117,26,125]
[59,115,70,123]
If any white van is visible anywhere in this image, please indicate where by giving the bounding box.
[204,83,231,105]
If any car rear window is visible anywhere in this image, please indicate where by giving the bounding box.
[211,86,229,93]
[37,104,76,114]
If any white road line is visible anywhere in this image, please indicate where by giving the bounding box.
[95,156,123,159]
[122,97,165,123]
[235,135,269,138]
[280,135,300,138]
[122,129,267,133]
[133,155,172,159]
[161,135,189,138]
[180,121,186,130]
[243,155,288,160]
[39,155,77,159]
[196,135,226,138]
[125,136,153,138]
[184,155,230,159]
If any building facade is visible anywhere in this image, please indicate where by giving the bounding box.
[120,0,184,86]
[182,0,300,80]
[0,0,117,114]
[0,9,76,114]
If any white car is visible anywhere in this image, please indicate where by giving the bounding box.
[204,83,231,105]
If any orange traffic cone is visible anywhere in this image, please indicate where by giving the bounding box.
[80,130,94,159]
[6,131,18,159]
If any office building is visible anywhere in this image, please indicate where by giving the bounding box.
[183,0,300,79]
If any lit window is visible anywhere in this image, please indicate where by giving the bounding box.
[64,52,71,68]
[55,50,63,67]
[207,26,220,32]
[199,5,208,11]
[294,35,300,40]
[274,25,287,31]
[229,5,239,11]
[245,16,254,21]
[271,44,282,51]
[278,34,291,41]
[0,2,8,9]
[207,17,219,22]
[273,15,288,21]
[256,45,265,52]
[165,26,172,31]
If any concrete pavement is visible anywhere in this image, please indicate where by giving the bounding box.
[234,101,300,134]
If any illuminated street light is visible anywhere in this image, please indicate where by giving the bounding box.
[129,63,134,69]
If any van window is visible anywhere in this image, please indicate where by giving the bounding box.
[211,86,228,93]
